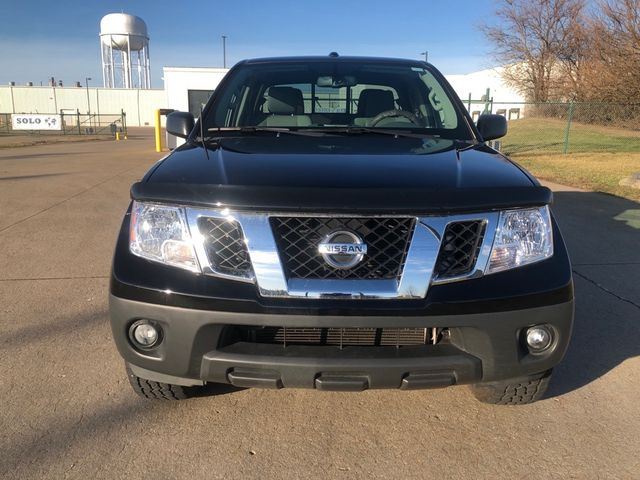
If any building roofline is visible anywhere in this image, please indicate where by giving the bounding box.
[162,67,230,73]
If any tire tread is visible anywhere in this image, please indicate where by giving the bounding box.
[471,371,552,405]
[126,365,196,400]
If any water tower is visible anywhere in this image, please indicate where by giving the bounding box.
[100,13,151,89]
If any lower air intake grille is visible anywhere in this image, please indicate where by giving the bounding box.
[434,220,485,279]
[198,217,252,278]
[226,326,439,347]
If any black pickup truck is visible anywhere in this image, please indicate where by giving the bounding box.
[109,54,573,404]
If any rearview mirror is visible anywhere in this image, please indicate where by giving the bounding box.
[166,111,195,138]
[316,75,357,88]
[477,114,507,141]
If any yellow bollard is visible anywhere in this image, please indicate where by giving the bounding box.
[154,109,162,152]
[115,131,120,141]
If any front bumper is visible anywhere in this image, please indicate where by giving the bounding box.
[110,294,574,391]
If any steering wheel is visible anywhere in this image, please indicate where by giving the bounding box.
[369,109,421,127]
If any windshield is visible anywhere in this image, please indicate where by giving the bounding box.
[204,61,472,139]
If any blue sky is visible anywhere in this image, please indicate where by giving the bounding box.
[1,0,498,88]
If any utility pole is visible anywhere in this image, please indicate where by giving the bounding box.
[420,51,428,62]
[85,77,92,132]
[85,77,92,115]
[222,35,227,68]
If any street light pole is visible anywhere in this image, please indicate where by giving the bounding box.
[420,51,429,62]
[85,77,92,133]
[222,35,227,68]
[85,77,92,115]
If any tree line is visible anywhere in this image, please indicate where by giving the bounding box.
[483,0,640,103]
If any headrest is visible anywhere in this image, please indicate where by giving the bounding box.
[265,86,304,115]
[357,89,395,117]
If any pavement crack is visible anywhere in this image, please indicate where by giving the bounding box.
[572,269,640,310]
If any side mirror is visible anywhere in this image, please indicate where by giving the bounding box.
[477,114,507,141]
[166,111,195,138]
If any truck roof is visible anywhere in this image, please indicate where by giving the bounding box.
[241,54,430,68]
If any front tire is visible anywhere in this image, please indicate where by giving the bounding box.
[470,370,552,405]
[126,365,202,400]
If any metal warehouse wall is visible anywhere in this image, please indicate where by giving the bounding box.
[445,67,524,104]
[0,86,167,126]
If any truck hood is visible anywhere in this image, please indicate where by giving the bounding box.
[135,136,550,214]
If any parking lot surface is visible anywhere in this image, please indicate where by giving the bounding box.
[1,132,638,479]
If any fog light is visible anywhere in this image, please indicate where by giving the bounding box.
[130,320,160,348]
[526,325,553,352]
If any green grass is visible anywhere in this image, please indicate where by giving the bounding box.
[498,118,640,201]
[502,118,640,156]
[510,152,640,202]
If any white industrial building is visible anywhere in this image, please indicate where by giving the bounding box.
[0,85,165,126]
[446,66,526,120]
[446,66,523,103]
[0,67,231,128]
[162,67,229,115]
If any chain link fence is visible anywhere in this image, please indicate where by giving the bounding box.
[0,112,127,137]
[464,100,640,156]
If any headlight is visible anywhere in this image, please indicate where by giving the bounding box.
[486,206,553,274]
[129,201,199,272]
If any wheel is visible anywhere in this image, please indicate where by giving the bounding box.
[470,370,552,405]
[126,365,203,400]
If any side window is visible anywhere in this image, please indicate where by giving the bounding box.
[419,71,458,129]
[224,86,247,126]
[214,84,248,127]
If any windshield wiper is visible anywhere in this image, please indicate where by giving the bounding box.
[205,126,327,137]
[208,126,287,133]
[200,126,438,141]
[297,127,437,139]
[197,126,341,151]
[454,139,480,152]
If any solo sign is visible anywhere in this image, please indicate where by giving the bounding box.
[12,114,62,131]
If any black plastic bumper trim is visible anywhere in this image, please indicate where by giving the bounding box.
[109,294,574,388]
[227,369,283,389]
[200,343,481,390]
[315,375,370,392]
[400,371,456,390]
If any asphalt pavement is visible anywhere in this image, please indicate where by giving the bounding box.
[1,131,638,479]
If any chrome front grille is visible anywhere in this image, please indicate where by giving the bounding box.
[434,220,486,279]
[197,217,253,278]
[185,207,499,299]
[225,326,441,347]
[270,217,415,280]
